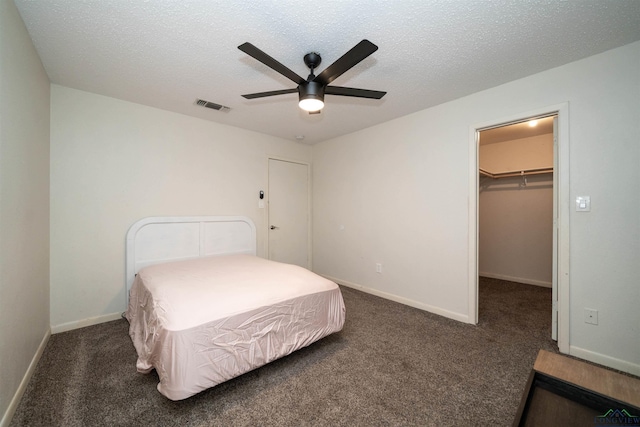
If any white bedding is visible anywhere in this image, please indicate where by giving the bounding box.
[125,254,345,400]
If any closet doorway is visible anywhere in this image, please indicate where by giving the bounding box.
[478,115,556,335]
[470,104,569,352]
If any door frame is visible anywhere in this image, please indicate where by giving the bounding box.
[266,156,312,270]
[468,103,570,354]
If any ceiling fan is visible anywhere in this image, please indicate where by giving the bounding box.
[238,40,386,114]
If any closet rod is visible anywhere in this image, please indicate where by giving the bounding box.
[479,167,553,179]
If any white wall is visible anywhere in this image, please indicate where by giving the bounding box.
[0,0,51,424]
[50,85,312,330]
[313,41,640,374]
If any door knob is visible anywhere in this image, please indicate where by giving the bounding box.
[270,225,279,230]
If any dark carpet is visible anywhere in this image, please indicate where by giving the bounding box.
[10,278,557,426]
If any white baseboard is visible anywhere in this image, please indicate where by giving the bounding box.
[323,275,470,324]
[570,345,640,377]
[1,328,50,427]
[51,312,123,334]
[479,272,552,288]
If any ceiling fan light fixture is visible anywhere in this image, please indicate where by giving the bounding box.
[298,81,325,112]
[299,97,324,112]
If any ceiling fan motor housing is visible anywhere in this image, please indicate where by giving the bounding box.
[299,81,324,99]
[303,52,322,71]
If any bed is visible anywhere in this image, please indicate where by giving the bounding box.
[124,216,345,400]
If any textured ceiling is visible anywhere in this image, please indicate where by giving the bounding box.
[14,0,640,144]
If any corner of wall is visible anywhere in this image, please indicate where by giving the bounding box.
[0,329,50,427]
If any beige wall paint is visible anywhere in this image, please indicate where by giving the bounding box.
[479,174,553,286]
[480,134,553,174]
[479,133,554,286]
[313,41,640,374]
[0,0,51,423]
[50,85,312,329]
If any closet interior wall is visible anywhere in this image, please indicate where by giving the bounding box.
[478,130,554,288]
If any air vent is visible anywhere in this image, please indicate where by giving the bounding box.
[195,99,230,112]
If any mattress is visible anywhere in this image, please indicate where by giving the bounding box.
[125,254,345,400]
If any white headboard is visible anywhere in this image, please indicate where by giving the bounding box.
[125,216,256,304]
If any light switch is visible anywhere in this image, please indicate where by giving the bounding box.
[576,196,591,212]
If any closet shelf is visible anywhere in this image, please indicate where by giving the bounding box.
[479,167,553,179]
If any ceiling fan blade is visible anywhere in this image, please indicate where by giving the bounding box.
[314,40,378,86]
[238,43,305,85]
[242,88,298,99]
[325,86,386,99]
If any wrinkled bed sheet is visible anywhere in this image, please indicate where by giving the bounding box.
[125,254,345,400]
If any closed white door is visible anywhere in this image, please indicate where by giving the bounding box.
[268,159,310,268]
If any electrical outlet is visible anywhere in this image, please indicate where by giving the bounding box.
[584,308,598,325]
[375,263,382,273]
